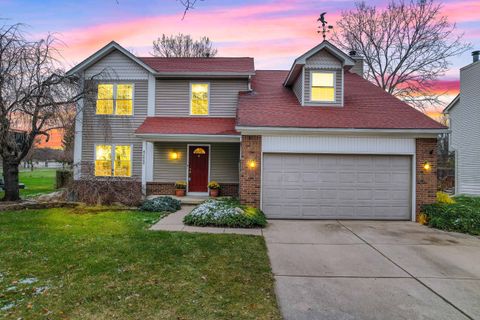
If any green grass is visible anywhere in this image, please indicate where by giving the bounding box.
[1,169,57,199]
[422,196,480,235]
[0,208,280,319]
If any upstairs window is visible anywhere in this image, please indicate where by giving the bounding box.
[96,83,133,115]
[95,144,132,177]
[190,83,209,115]
[311,72,335,102]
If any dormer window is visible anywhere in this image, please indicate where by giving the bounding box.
[311,71,335,102]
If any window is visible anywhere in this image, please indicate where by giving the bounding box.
[96,83,133,115]
[114,145,131,177]
[95,144,131,177]
[190,83,209,115]
[95,145,112,176]
[311,72,335,102]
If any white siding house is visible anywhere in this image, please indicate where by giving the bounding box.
[444,51,480,195]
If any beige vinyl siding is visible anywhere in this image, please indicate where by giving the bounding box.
[155,79,248,117]
[304,68,343,106]
[84,50,149,80]
[292,70,303,105]
[153,142,240,183]
[449,61,480,195]
[81,80,148,179]
[305,50,342,68]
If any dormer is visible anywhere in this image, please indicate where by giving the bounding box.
[284,41,361,107]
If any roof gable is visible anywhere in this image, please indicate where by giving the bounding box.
[284,41,355,86]
[443,94,459,114]
[66,41,157,76]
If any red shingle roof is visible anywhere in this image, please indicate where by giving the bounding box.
[138,57,255,74]
[237,70,446,130]
[136,117,239,135]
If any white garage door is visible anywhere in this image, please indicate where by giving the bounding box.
[262,154,411,220]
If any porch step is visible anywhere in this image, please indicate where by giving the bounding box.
[146,195,208,205]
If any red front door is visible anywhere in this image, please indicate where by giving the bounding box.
[188,145,209,192]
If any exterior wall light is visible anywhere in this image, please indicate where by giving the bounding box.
[170,152,178,160]
[247,160,256,169]
[423,161,431,171]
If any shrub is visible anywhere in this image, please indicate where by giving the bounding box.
[69,179,142,206]
[436,191,455,204]
[56,170,73,189]
[207,181,221,190]
[141,196,181,213]
[175,181,187,190]
[422,197,480,235]
[183,198,267,228]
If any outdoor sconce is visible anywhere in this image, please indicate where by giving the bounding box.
[170,152,178,160]
[247,160,256,169]
[423,161,431,171]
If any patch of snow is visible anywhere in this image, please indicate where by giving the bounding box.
[1,302,15,311]
[18,277,38,285]
[34,286,49,295]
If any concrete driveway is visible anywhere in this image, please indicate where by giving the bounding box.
[263,220,480,320]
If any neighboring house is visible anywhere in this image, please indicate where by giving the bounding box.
[444,50,480,195]
[68,40,446,221]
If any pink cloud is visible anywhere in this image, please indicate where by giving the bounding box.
[53,2,338,67]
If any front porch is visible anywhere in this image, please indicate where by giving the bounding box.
[143,141,240,197]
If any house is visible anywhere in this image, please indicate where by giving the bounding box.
[443,50,480,195]
[67,40,446,221]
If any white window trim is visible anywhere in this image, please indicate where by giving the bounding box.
[309,71,336,103]
[94,143,133,177]
[95,82,135,116]
[189,82,210,116]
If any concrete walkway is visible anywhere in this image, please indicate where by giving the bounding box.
[263,220,480,320]
[150,205,263,235]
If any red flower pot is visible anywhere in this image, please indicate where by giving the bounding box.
[175,189,186,197]
[209,189,219,197]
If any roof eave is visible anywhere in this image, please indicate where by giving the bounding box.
[66,41,157,76]
[443,94,460,114]
[153,71,255,78]
[283,40,356,86]
[135,133,241,143]
[235,125,449,137]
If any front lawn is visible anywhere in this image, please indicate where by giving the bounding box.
[0,169,57,199]
[423,195,480,235]
[0,208,280,319]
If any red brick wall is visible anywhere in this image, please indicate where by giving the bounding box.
[220,183,239,197]
[146,182,175,196]
[416,138,438,220]
[239,135,262,207]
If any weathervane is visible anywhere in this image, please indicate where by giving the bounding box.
[317,12,333,40]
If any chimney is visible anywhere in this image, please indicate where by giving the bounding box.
[473,50,480,63]
[349,50,364,77]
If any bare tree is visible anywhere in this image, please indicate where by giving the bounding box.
[0,24,88,201]
[332,0,470,110]
[178,0,203,19]
[152,33,217,58]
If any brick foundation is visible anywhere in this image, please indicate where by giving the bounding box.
[415,138,438,221]
[239,135,262,207]
[220,183,239,197]
[146,182,239,197]
[146,182,175,196]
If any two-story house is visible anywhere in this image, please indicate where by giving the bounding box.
[444,50,480,195]
[68,40,446,221]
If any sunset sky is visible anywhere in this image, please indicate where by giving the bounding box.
[2,0,479,118]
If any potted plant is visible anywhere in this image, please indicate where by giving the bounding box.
[175,181,187,197]
[208,181,221,197]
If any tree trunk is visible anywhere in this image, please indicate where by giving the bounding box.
[2,158,20,202]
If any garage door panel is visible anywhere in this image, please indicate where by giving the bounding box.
[262,154,411,220]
